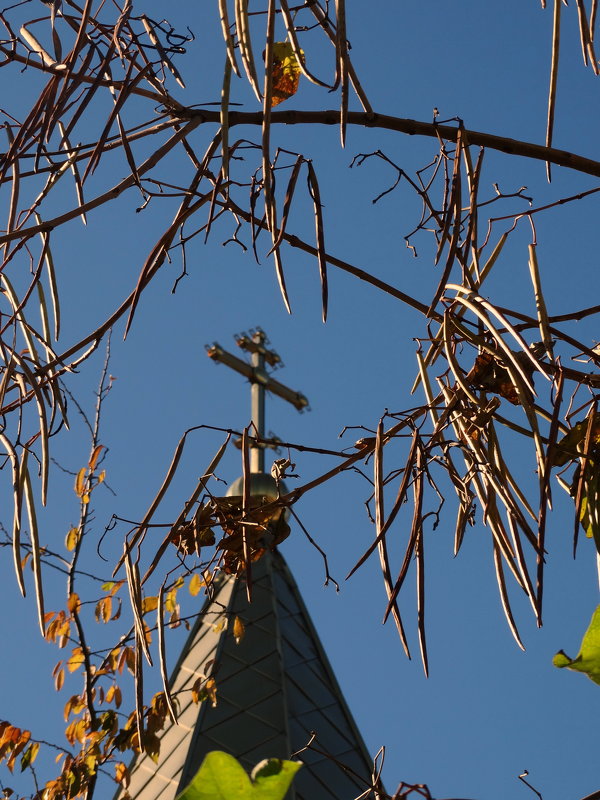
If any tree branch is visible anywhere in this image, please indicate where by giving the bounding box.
[176,108,600,179]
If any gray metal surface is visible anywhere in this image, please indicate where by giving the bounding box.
[118,550,378,800]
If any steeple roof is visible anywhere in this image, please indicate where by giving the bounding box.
[120,331,380,799]
[120,549,379,799]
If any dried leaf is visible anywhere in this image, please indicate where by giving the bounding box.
[306,161,328,322]
[270,42,303,106]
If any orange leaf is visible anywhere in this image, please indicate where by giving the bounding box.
[88,445,104,471]
[67,593,80,614]
[233,615,245,645]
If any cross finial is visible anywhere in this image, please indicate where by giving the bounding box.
[206,328,308,473]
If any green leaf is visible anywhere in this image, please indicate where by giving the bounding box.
[553,604,600,685]
[175,751,302,800]
[551,414,600,467]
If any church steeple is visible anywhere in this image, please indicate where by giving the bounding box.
[117,331,382,799]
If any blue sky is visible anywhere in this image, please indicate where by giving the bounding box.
[2,2,600,799]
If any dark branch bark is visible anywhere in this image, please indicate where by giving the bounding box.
[177,108,600,179]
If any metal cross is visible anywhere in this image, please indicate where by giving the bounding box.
[206,329,308,473]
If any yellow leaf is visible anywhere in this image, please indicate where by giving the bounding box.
[74,467,86,497]
[189,573,202,596]
[97,470,106,483]
[67,650,85,673]
[142,596,158,614]
[65,527,79,552]
[82,493,90,504]
[271,42,303,107]
[165,587,178,613]
[233,615,245,645]
[103,579,124,597]
[74,718,88,744]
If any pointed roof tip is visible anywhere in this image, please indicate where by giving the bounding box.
[117,550,382,800]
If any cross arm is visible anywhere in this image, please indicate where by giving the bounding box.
[206,343,309,412]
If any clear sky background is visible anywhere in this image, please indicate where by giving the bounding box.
[2,2,600,799]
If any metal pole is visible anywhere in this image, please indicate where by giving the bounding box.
[250,330,266,473]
